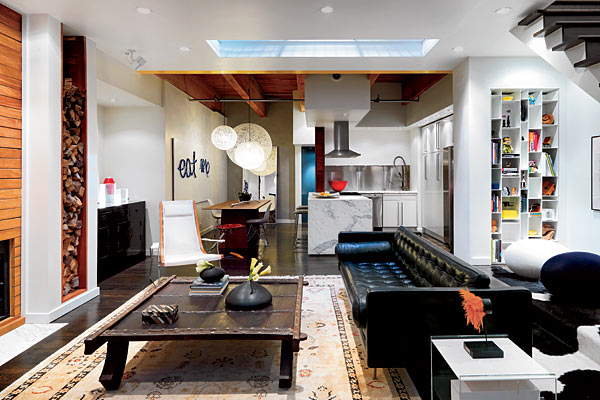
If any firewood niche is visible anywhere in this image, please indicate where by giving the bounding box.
[61,36,87,300]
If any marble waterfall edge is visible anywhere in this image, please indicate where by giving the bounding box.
[308,194,372,255]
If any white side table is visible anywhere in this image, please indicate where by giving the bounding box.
[431,335,557,400]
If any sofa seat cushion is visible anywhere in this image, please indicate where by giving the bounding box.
[342,261,414,328]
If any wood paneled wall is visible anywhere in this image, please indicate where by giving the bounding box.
[0,2,23,335]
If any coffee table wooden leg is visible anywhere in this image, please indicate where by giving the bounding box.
[100,340,129,390]
[279,339,293,389]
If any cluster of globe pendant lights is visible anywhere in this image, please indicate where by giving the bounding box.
[211,122,275,176]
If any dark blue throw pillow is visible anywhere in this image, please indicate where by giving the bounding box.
[541,251,600,303]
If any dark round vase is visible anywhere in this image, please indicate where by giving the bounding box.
[199,266,225,283]
[226,281,272,310]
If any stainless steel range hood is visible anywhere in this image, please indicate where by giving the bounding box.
[326,121,361,158]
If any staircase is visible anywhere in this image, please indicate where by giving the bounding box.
[512,1,600,103]
[519,1,600,68]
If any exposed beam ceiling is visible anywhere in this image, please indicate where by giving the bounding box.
[368,74,380,86]
[156,74,222,113]
[223,74,267,117]
[401,73,446,100]
[296,74,305,112]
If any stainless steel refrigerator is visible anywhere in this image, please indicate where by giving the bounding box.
[421,117,453,249]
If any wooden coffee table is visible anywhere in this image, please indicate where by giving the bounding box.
[84,276,307,390]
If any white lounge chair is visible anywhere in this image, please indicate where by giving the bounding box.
[151,200,223,277]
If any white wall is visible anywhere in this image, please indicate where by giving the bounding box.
[453,56,600,265]
[23,15,99,323]
[164,83,228,231]
[324,128,414,167]
[96,49,162,107]
[98,106,166,250]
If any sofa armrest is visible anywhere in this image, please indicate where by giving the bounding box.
[338,231,395,244]
[336,241,394,263]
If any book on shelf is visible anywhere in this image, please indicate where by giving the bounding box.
[491,142,500,165]
[502,167,519,174]
[491,239,502,263]
[544,152,556,177]
[529,131,540,152]
[491,193,501,212]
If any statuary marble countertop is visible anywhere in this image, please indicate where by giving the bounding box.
[308,193,372,255]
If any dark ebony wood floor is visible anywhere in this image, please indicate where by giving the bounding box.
[0,223,337,390]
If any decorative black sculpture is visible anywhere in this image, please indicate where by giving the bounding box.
[226,258,272,310]
[199,265,225,283]
[226,280,272,310]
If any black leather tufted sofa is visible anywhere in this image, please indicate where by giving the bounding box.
[336,227,532,400]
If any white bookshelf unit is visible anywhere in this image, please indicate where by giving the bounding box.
[490,89,559,264]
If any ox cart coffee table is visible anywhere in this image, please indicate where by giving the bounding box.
[84,276,307,390]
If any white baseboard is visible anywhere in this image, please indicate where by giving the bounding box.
[276,219,294,224]
[25,287,100,324]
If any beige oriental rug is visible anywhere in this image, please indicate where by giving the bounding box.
[0,276,418,399]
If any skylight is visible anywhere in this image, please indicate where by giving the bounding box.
[206,39,439,58]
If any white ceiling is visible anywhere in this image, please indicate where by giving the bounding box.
[6,0,549,72]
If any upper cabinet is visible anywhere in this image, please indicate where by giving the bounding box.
[439,118,453,148]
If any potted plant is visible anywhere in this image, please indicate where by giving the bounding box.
[226,258,272,310]
[195,260,225,283]
[238,191,252,201]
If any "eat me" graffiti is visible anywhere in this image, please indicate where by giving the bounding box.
[178,151,210,178]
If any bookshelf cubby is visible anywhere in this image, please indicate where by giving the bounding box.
[490,88,559,264]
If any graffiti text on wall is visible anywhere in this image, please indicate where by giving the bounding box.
[178,151,210,178]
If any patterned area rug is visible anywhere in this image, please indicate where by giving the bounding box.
[0,276,417,399]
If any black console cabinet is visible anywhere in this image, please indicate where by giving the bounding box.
[98,201,146,282]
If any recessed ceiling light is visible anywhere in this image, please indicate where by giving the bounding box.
[495,7,512,15]
[452,46,464,53]
[320,6,334,14]
[179,46,191,52]
[136,7,152,15]
[109,98,117,103]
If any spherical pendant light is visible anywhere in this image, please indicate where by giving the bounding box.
[227,123,272,167]
[251,146,277,176]
[211,125,238,150]
[234,142,265,170]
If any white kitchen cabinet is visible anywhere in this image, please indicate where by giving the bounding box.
[382,194,418,228]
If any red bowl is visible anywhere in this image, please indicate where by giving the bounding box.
[328,180,347,192]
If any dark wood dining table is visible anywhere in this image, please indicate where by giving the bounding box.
[203,200,270,257]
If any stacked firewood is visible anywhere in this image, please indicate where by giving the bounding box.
[62,78,85,296]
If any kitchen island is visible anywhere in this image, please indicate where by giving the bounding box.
[308,193,372,255]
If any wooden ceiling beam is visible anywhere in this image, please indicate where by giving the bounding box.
[223,74,267,117]
[157,74,222,113]
[296,74,305,112]
[401,74,446,101]
[368,74,379,86]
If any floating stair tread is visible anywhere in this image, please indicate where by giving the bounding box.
[542,9,600,15]
[574,57,600,67]
[519,11,542,26]
[551,35,600,51]
[553,38,585,51]
[535,20,600,37]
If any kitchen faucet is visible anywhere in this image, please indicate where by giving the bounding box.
[391,155,407,191]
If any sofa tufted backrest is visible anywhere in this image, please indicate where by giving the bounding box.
[393,227,490,288]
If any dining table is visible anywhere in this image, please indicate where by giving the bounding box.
[203,199,270,257]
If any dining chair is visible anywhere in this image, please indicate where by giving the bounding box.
[246,203,272,247]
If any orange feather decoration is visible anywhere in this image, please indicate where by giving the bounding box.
[459,288,486,333]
